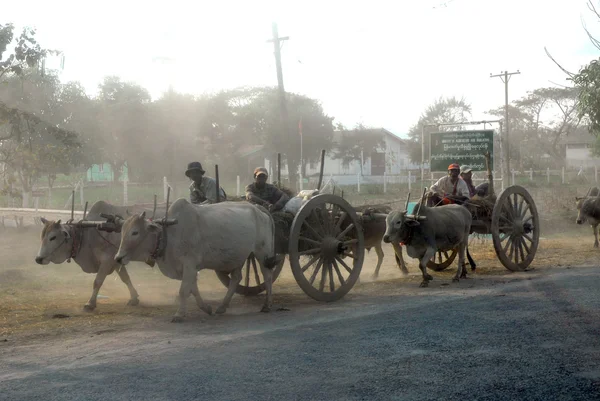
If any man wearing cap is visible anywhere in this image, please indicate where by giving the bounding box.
[428,163,470,206]
[185,161,226,204]
[245,167,289,212]
[460,165,477,197]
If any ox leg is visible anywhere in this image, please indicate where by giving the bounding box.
[216,267,242,315]
[392,242,409,276]
[117,265,140,306]
[173,265,211,323]
[594,224,599,248]
[84,262,112,311]
[372,244,384,278]
[454,243,467,282]
[418,248,436,287]
[260,262,274,313]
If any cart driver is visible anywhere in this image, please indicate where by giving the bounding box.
[427,163,470,206]
[245,167,289,212]
[185,161,226,204]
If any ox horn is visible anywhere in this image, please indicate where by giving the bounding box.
[404,192,411,213]
[414,187,427,218]
[586,187,592,197]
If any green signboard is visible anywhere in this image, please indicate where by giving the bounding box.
[429,130,494,172]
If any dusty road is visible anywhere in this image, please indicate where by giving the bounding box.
[2,265,600,401]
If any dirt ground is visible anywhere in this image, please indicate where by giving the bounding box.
[1,222,598,344]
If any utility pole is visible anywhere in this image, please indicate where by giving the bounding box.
[490,70,520,188]
[267,23,290,141]
[267,22,292,185]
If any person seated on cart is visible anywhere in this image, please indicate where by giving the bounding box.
[460,166,490,198]
[245,167,290,212]
[186,161,227,204]
[427,163,470,206]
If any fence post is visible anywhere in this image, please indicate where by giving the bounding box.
[123,176,128,206]
[357,173,361,193]
[562,167,565,184]
[236,175,240,197]
[80,179,85,207]
[529,169,533,181]
[596,165,598,183]
[547,167,550,184]
[511,170,515,186]
[34,197,39,212]
[383,172,387,193]
[163,176,168,202]
[408,171,412,192]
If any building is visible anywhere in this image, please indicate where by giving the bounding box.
[86,163,129,182]
[561,129,600,168]
[262,128,413,185]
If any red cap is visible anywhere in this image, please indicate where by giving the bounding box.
[448,163,460,170]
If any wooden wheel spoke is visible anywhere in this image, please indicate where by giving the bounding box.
[332,259,346,285]
[244,257,251,287]
[342,251,355,259]
[499,232,510,242]
[319,262,328,291]
[517,197,525,217]
[335,256,353,274]
[311,209,327,236]
[503,235,512,254]
[523,233,534,244]
[443,251,450,259]
[251,257,261,286]
[301,255,320,273]
[308,259,324,285]
[328,263,335,292]
[520,236,531,254]
[336,223,355,240]
[299,236,322,247]
[334,211,347,234]
[520,203,530,219]
[299,247,322,256]
[508,238,515,260]
[302,220,324,241]
[517,238,526,262]
[343,239,359,246]
[523,215,533,224]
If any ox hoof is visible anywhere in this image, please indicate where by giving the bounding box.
[201,305,213,316]
[595,242,599,249]
[215,305,227,315]
[371,274,379,280]
[127,298,140,306]
[452,278,460,283]
[401,270,410,276]
[419,281,429,288]
[171,316,185,323]
[425,274,433,281]
[260,305,271,313]
[83,304,96,312]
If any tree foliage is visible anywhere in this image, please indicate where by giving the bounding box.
[406,96,472,163]
[331,123,385,174]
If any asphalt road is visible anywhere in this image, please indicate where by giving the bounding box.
[2,267,600,401]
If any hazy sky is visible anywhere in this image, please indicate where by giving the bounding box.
[3,0,599,137]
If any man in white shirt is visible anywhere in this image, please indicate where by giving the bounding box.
[428,163,470,206]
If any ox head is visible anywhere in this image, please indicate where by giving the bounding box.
[575,187,595,224]
[35,218,72,265]
[383,211,425,244]
[114,211,160,265]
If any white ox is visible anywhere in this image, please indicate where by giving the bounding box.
[35,201,162,311]
[114,199,279,322]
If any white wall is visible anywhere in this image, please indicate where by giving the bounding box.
[566,146,600,168]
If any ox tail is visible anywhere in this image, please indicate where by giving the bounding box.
[467,246,476,271]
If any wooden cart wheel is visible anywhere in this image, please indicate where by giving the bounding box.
[426,248,458,271]
[216,254,285,296]
[491,185,540,271]
[288,194,365,302]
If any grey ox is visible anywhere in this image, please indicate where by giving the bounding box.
[35,201,163,311]
[114,199,279,322]
[575,186,600,247]
[383,203,475,287]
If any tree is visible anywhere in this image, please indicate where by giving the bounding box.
[331,123,386,175]
[0,23,55,81]
[406,96,472,163]
[488,87,580,168]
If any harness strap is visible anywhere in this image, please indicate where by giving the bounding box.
[66,225,83,263]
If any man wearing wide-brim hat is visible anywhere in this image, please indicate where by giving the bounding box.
[186,161,226,204]
[245,167,289,212]
[428,163,470,206]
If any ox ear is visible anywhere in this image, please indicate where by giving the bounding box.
[140,211,146,219]
[405,219,420,228]
[40,217,49,225]
[56,219,61,225]
[126,209,132,216]
[575,197,583,201]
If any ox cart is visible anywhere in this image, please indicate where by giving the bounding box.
[220,151,540,300]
